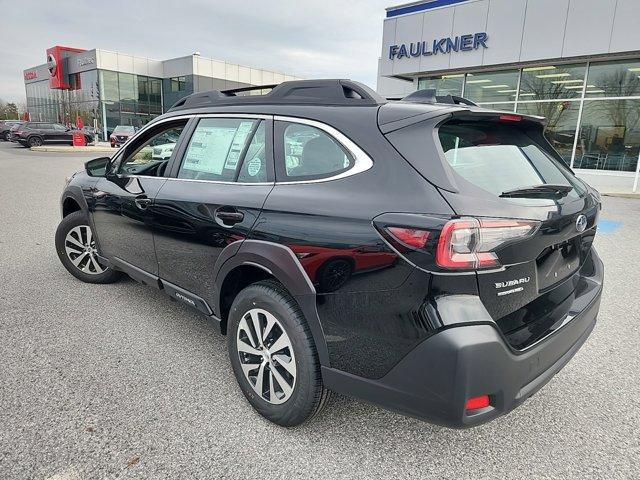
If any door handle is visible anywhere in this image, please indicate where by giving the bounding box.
[134,195,152,210]
[214,207,244,226]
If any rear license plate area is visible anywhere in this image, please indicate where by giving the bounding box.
[536,238,580,291]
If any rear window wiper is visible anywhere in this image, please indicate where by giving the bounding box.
[499,184,573,198]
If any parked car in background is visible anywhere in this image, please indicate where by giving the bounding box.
[13,122,94,147]
[109,125,136,147]
[8,123,23,142]
[0,120,24,141]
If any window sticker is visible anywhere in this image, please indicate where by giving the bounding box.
[224,121,255,170]
[246,156,262,177]
[182,126,238,174]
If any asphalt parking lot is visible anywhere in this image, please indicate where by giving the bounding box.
[0,140,638,479]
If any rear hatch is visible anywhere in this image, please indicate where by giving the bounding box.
[382,107,602,350]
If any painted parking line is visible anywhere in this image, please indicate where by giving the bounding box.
[598,220,622,234]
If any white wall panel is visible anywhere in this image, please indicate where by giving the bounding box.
[563,0,616,57]
[379,18,397,76]
[391,13,424,75]
[449,0,489,69]
[520,0,570,62]
[418,7,455,72]
[116,54,134,74]
[610,0,640,54]
[483,0,527,66]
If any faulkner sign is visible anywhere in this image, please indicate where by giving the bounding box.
[389,32,488,59]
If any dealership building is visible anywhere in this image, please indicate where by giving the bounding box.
[22,46,301,141]
[378,0,640,192]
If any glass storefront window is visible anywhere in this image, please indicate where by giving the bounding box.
[517,101,581,165]
[100,71,119,102]
[464,70,519,103]
[149,79,162,107]
[519,63,586,100]
[586,59,640,98]
[574,99,640,172]
[476,103,515,112]
[417,74,463,96]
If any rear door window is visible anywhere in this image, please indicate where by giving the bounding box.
[178,118,266,182]
[438,121,584,198]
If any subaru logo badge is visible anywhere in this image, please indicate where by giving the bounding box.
[576,214,587,233]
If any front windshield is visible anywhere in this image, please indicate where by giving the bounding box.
[114,126,135,134]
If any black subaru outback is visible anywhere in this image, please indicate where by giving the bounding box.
[55,80,603,428]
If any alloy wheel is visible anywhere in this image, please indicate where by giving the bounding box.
[64,225,106,275]
[236,308,297,405]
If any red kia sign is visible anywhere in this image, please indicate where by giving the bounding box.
[46,45,86,89]
[24,71,38,80]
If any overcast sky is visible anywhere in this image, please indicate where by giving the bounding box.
[0,0,392,104]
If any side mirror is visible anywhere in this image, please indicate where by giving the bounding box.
[85,156,111,177]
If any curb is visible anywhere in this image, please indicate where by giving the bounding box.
[30,145,114,153]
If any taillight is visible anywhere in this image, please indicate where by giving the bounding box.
[436,217,539,270]
[386,226,430,249]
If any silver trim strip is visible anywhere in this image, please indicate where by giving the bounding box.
[109,113,271,162]
[114,113,373,186]
[273,115,374,184]
[164,177,273,187]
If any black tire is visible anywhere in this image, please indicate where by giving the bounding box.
[55,211,122,284]
[3,132,10,141]
[227,280,329,427]
[27,136,43,147]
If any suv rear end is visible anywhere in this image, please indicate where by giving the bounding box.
[336,102,603,427]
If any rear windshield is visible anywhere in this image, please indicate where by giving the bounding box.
[438,120,584,199]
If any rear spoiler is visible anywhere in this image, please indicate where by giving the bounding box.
[379,106,546,135]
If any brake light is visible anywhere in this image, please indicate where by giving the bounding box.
[499,114,522,122]
[466,395,490,411]
[436,217,539,270]
[386,227,430,249]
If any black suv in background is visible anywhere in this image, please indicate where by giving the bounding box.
[55,80,604,428]
[0,120,24,141]
[13,122,94,147]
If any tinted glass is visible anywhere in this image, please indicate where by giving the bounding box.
[573,99,640,172]
[100,70,119,101]
[178,118,263,181]
[119,124,186,175]
[438,121,582,198]
[519,64,586,100]
[280,123,353,180]
[586,59,640,98]
[464,70,519,103]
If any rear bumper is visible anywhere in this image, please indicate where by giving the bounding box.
[323,252,603,428]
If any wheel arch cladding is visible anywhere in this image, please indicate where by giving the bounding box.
[62,196,81,217]
[60,187,89,219]
[214,240,330,366]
